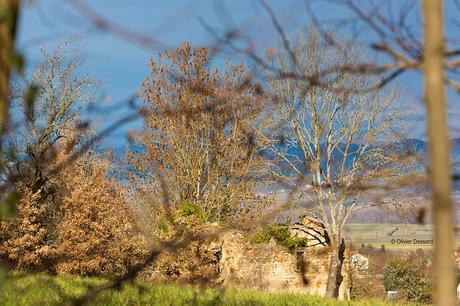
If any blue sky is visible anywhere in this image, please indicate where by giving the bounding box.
[15,1,460,148]
[17,0,311,149]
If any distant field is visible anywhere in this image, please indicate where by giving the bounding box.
[0,273,398,306]
[345,223,460,250]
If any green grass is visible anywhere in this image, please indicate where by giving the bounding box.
[0,273,398,306]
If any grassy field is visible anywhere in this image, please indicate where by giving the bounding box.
[0,273,398,306]
[345,223,460,250]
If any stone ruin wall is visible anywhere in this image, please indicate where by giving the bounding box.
[146,217,351,299]
[218,231,350,300]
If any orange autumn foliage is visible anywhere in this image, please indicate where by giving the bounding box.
[0,149,147,276]
[54,154,147,276]
[127,42,268,225]
[0,184,57,271]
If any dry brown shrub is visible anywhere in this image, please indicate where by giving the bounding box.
[140,223,221,285]
[0,148,147,276]
[0,183,57,271]
[143,240,220,285]
[54,152,147,276]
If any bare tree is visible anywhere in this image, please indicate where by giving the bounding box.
[2,40,99,189]
[262,30,406,297]
[296,1,458,303]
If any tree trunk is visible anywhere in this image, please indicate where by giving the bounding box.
[0,0,19,290]
[422,1,456,305]
[0,0,19,143]
[325,238,345,298]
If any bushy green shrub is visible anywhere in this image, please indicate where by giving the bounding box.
[383,258,432,304]
[250,224,309,251]
[250,228,272,244]
[269,224,290,243]
[285,236,309,251]
[177,202,208,223]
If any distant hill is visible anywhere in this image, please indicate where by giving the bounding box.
[107,139,460,224]
[109,138,460,189]
[260,138,430,177]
